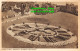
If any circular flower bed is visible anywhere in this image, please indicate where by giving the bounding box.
[7,23,77,46]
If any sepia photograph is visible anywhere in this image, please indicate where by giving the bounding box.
[1,1,78,48]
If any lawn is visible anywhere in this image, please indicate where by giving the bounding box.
[2,12,78,48]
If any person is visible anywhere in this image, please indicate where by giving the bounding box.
[58,26,61,29]
[13,23,15,25]
[35,22,38,27]
[21,3,26,15]
[23,22,25,24]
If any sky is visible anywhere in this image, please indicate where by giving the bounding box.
[51,2,78,5]
[36,2,78,5]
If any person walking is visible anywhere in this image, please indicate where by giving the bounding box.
[21,3,26,15]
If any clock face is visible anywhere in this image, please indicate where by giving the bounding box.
[7,23,77,46]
